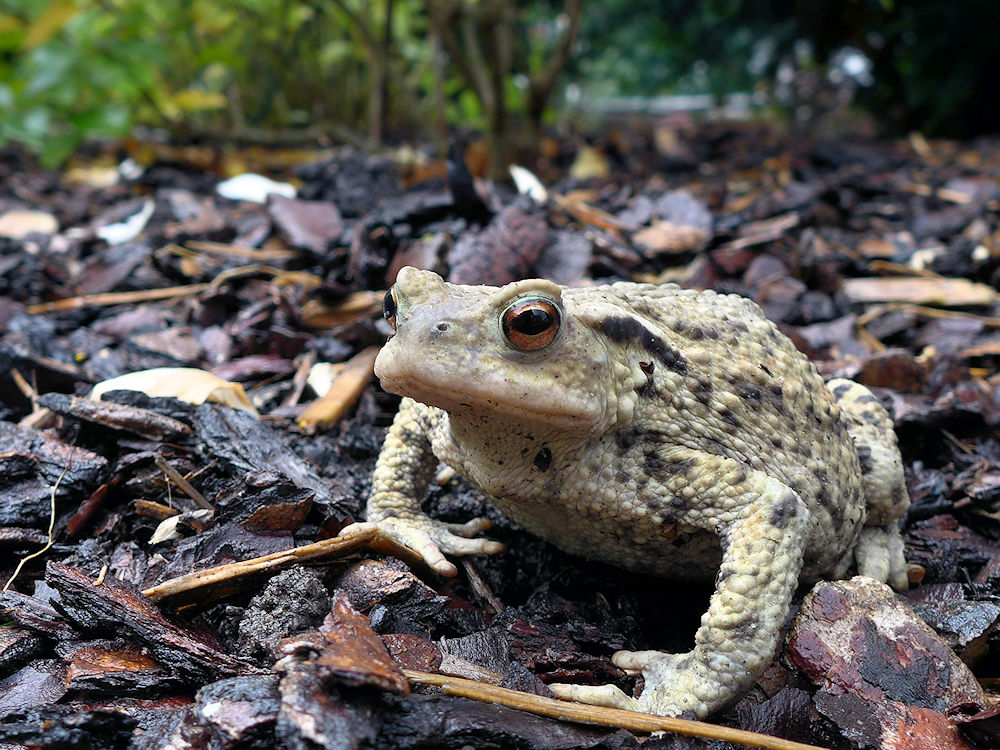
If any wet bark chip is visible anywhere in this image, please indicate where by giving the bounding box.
[45,561,256,681]
[788,576,987,748]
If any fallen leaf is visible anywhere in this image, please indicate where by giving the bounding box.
[90,368,259,416]
[509,165,548,203]
[217,173,296,203]
[95,199,154,246]
[0,210,58,238]
[568,145,610,181]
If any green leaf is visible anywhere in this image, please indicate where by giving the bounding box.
[22,0,81,50]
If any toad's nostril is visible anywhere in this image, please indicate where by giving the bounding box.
[436,322,450,332]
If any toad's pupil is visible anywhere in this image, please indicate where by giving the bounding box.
[383,290,397,322]
[513,308,552,335]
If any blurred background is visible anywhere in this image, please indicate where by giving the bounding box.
[0,0,998,170]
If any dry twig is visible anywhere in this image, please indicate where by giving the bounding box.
[3,462,69,592]
[154,455,213,510]
[142,526,427,603]
[404,670,829,750]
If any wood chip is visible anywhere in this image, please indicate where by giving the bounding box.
[843,277,998,306]
[299,291,382,328]
[297,346,379,434]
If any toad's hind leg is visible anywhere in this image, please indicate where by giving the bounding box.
[827,378,909,590]
[553,454,810,718]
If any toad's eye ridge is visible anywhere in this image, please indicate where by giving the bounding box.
[383,288,398,330]
[502,297,560,351]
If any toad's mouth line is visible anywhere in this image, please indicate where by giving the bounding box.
[377,369,603,433]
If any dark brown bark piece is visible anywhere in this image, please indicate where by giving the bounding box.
[0,420,108,525]
[276,665,379,750]
[46,561,257,681]
[448,202,549,286]
[0,589,79,640]
[193,403,341,512]
[376,693,633,749]
[215,470,314,531]
[0,660,67,720]
[193,674,281,744]
[37,391,193,440]
[277,590,409,696]
[267,194,344,255]
[788,577,985,748]
[65,642,174,693]
[380,633,443,673]
[0,627,41,673]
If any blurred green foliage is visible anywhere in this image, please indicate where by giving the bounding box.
[0,0,996,166]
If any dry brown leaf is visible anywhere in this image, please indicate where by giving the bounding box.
[90,367,259,416]
[300,291,382,328]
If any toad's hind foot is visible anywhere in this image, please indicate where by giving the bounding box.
[835,523,908,591]
[548,682,639,712]
[552,650,726,718]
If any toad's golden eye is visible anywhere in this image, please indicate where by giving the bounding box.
[501,297,561,351]
[383,288,398,330]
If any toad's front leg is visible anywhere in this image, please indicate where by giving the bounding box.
[552,460,809,718]
[341,397,503,577]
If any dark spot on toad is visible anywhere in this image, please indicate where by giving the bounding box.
[863,411,881,426]
[615,429,639,451]
[644,451,672,477]
[637,380,659,398]
[600,316,688,374]
[828,496,844,527]
[693,376,713,406]
[637,360,658,398]
[616,471,630,484]
[760,363,774,377]
[832,383,852,399]
[856,445,873,473]
[719,409,741,430]
[737,383,762,402]
[670,494,689,510]
[771,436,784,449]
[769,494,799,529]
[816,483,830,507]
[533,447,552,472]
[735,617,760,639]
[856,394,878,405]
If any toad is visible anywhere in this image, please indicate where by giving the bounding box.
[347,266,909,718]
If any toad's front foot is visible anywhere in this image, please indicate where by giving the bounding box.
[550,650,715,718]
[340,512,503,577]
